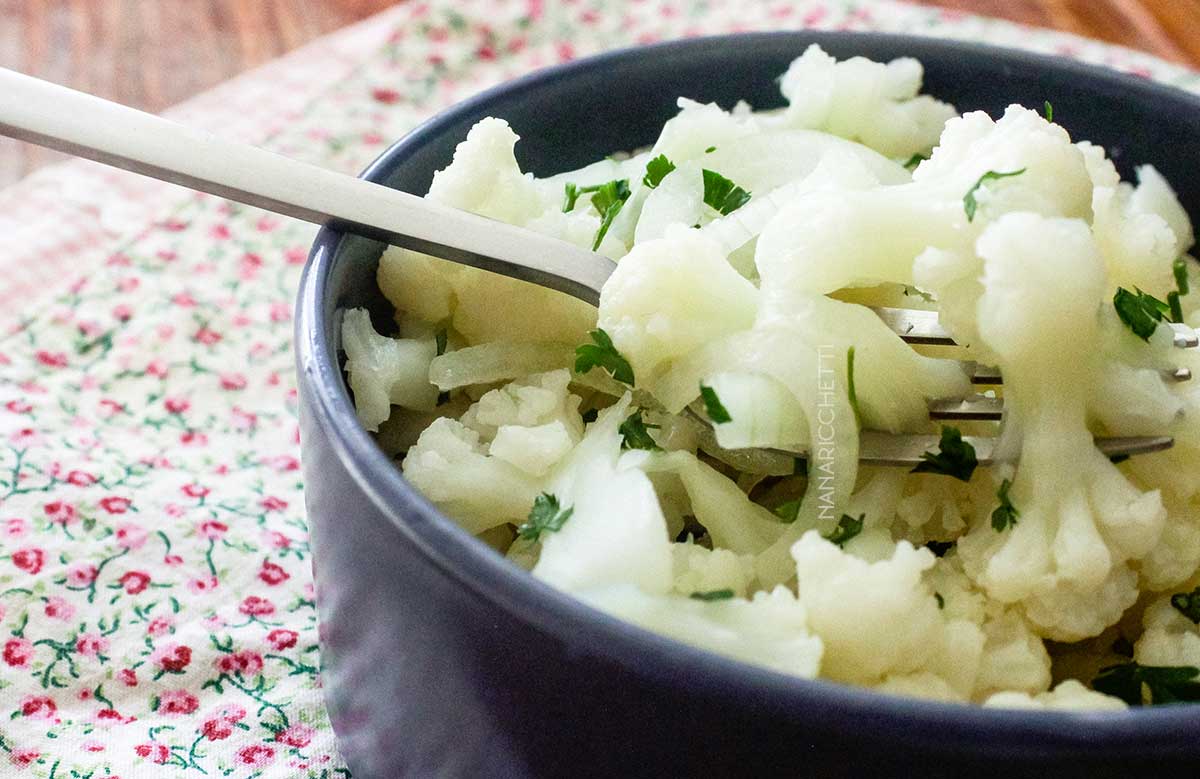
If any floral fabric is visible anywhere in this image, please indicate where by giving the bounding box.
[0,1,1194,777]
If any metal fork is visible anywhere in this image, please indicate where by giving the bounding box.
[0,68,1184,465]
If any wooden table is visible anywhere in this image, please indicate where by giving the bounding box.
[1,0,1198,188]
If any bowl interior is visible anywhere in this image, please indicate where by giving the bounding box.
[302,30,1200,751]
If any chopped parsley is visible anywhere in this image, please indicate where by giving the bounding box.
[704,145,717,153]
[903,153,928,170]
[846,346,860,422]
[1043,101,1054,122]
[574,328,635,385]
[1114,286,1170,341]
[699,384,732,423]
[963,169,1027,222]
[1092,662,1200,705]
[561,179,632,249]
[911,426,978,482]
[642,154,676,189]
[825,513,864,548]
[934,592,945,610]
[1171,586,1200,624]
[435,328,448,357]
[581,408,599,424]
[774,499,802,524]
[701,169,752,215]
[690,589,735,601]
[619,410,661,451]
[516,493,574,542]
[1175,257,1190,296]
[991,478,1019,532]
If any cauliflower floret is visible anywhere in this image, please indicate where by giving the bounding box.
[774,45,955,159]
[956,214,1166,640]
[792,533,984,695]
[1134,593,1200,667]
[578,584,824,678]
[341,308,438,431]
[598,227,759,384]
[670,542,756,597]
[427,117,548,224]
[983,680,1126,711]
[402,417,540,534]
[533,395,673,595]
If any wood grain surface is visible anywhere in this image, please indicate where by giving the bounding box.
[0,0,1198,188]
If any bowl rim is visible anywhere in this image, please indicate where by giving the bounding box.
[296,30,1200,752]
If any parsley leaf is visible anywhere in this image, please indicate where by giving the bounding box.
[435,328,448,357]
[1169,291,1184,324]
[911,426,978,482]
[516,493,574,542]
[1114,286,1170,341]
[699,384,731,423]
[642,154,676,189]
[934,592,945,610]
[562,182,581,212]
[1171,586,1200,624]
[588,178,632,250]
[846,346,860,422]
[701,169,752,215]
[619,410,661,451]
[903,153,928,170]
[574,329,634,385]
[1175,257,1190,296]
[704,145,716,153]
[991,478,1019,532]
[774,499,801,524]
[824,514,864,547]
[1092,662,1200,705]
[1043,101,1054,122]
[963,169,1027,222]
[690,589,735,601]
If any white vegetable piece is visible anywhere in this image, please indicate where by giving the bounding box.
[341,308,438,431]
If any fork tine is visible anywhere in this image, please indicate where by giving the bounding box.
[876,305,1200,351]
[961,362,1190,385]
[928,394,1003,421]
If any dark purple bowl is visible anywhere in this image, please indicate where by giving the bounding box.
[296,31,1200,778]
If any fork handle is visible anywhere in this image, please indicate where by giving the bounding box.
[0,68,613,305]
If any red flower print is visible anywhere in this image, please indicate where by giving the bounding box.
[98,398,125,417]
[66,562,98,587]
[275,724,316,748]
[115,523,148,549]
[197,520,227,539]
[99,496,132,514]
[95,708,133,724]
[119,668,138,687]
[156,689,199,715]
[44,501,76,524]
[146,359,169,378]
[164,397,189,414]
[256,215,279,232]
[134,742,170,764]
[284,246,307,265]
[65,470,95,486]
[259,560,290,586]
[260,496,288,512]
[238,596,276,617]
[82,741,105,752]
[371,87,401,104]
[112,303,133,321]
[5,399,31,414]
[210,223,231,240]
[219,372,247,390]
[269,301,292,323]
[182,483,209,499]
[4,518,27,537]
[19,695,57,721]
[119,570,151,594]
[237,744,276,768]
[265,531,292,549]
[187,576,219,595]
[267,629,298,650]
[152,643,192,673]
[194,327,222,345]
[146,616,174,637]
[35,350,68,368]
[180,430,208,446]
[9,748,39,767]
[202,717,234,741]
[217,649,263,676]
[43,597,74,621]
[12,547,44,574]
[3,638,33,668]
[10,428,39,446]
[163,554,183,566]
[75,633,109,657]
